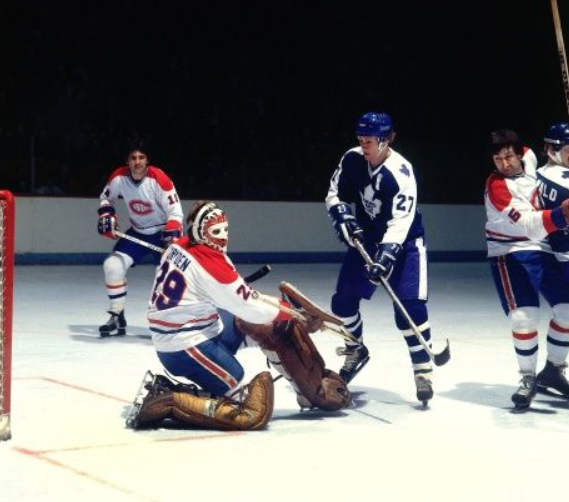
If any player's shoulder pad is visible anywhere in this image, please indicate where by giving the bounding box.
[147,166,175,191]
[107,166,130,184]
[485,171,511,211]
[188,245,239,284]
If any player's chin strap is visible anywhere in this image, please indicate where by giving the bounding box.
[353,238,451,367]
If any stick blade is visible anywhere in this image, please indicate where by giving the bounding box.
[433,339,451,366]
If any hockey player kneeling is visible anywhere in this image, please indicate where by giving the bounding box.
[235,283,351,411]
[127,371,274,431]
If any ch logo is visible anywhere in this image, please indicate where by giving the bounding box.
[129,199,153,215]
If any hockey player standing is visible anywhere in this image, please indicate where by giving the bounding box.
[97,143,183,337]
[485,129,569,409]
[527,122,569,400]
[325,111,437,405]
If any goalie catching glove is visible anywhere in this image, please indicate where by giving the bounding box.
[236,282,351,411]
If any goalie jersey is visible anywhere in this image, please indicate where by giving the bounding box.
[326,147,424,245]
[147,238,289,352]
[99,166,183,235]
[484,148,556,257]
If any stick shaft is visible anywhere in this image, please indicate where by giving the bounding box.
[112,230,164,253]
[551,0,569,115]
[352,239,436,359]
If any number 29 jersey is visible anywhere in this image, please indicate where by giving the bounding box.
[484,149,556,257]
[147,238,286,352]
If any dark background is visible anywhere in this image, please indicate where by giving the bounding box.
[1,0,568,203]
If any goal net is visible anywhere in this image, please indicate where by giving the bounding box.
[0,190,14,441]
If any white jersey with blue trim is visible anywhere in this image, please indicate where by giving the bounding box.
[537,160,569,259]
[484,149,556,257]
[326,146,424,245]
[99,165,183,235]
[147,238,286,352]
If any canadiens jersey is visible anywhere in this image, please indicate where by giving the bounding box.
[326,147,424,245]
[99,166,183,235]
[484,149,556,257]
[147,238,288,352]
[537,161,569,255]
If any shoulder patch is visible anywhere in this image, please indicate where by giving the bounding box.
[108,166,130,184]
[188,245,239,284]
[147,166,174,191]
[486,172,512,211]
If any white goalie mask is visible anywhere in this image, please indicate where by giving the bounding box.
[190,202,229,252]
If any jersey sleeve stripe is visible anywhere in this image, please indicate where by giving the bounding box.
[542,210,557,234]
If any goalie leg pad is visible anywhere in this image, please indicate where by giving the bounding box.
[173,371,273,430]
[235,318,351,411]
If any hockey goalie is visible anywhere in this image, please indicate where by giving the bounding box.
[125,200,350,431]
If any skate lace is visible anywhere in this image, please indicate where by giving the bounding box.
[520,374,535,389]
[339,346,365,371]
[415,375,431,391]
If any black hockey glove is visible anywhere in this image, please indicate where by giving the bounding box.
[329,203,363,247]
[97,206,118,239]
[367,243,402,283]
[162,221,182,246]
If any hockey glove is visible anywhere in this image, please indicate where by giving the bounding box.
[97,206,118,239]
[329,203,363,247]
[550,199,569,228]
[367,243,402,283]
[162,220,182,246]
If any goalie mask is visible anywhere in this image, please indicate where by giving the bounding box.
[190,202,229,252]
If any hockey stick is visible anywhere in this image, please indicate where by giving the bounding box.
[251,290,360,344]
[551,0,569,116]
[244,265,271,284]
[352,238,450,366]
[113,230,271,284]
[112,230,165,253]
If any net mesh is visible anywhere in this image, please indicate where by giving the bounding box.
[0,197,10,440]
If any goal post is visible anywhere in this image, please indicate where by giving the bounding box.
[0,190,14,441]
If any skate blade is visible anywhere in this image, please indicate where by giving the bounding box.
[125,370,155,428]
[537,386,569,399]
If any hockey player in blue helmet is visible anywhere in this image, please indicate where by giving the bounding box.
[325,111,440,406]
[533,122,569,399]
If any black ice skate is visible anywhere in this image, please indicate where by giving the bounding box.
[414,370,433,407]
[125,371,172,429]
[536,361,569,398]
[511,373,537,410]
[337,344,370,383]
[99,310,127,337]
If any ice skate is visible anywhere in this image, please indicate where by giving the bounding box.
[125,371,167,428]
[336,344,370,383]
[511,373,537,410]
[99,310,127,337]
[414,370,433,407]
[537,361,569,398]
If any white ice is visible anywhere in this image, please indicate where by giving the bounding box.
[1,262,569,502]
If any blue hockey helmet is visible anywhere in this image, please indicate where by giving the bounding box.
[355,112,394,140]
[544,122,569,151]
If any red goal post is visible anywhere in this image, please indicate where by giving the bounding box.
[0,190,14,441]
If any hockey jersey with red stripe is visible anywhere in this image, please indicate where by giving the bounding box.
[484,148,554,257]
[99,166,183,235]
[147,238,288,352]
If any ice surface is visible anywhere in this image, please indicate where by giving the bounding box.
[1,263,568,502]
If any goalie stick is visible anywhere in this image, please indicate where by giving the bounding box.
[353,238,451,366]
